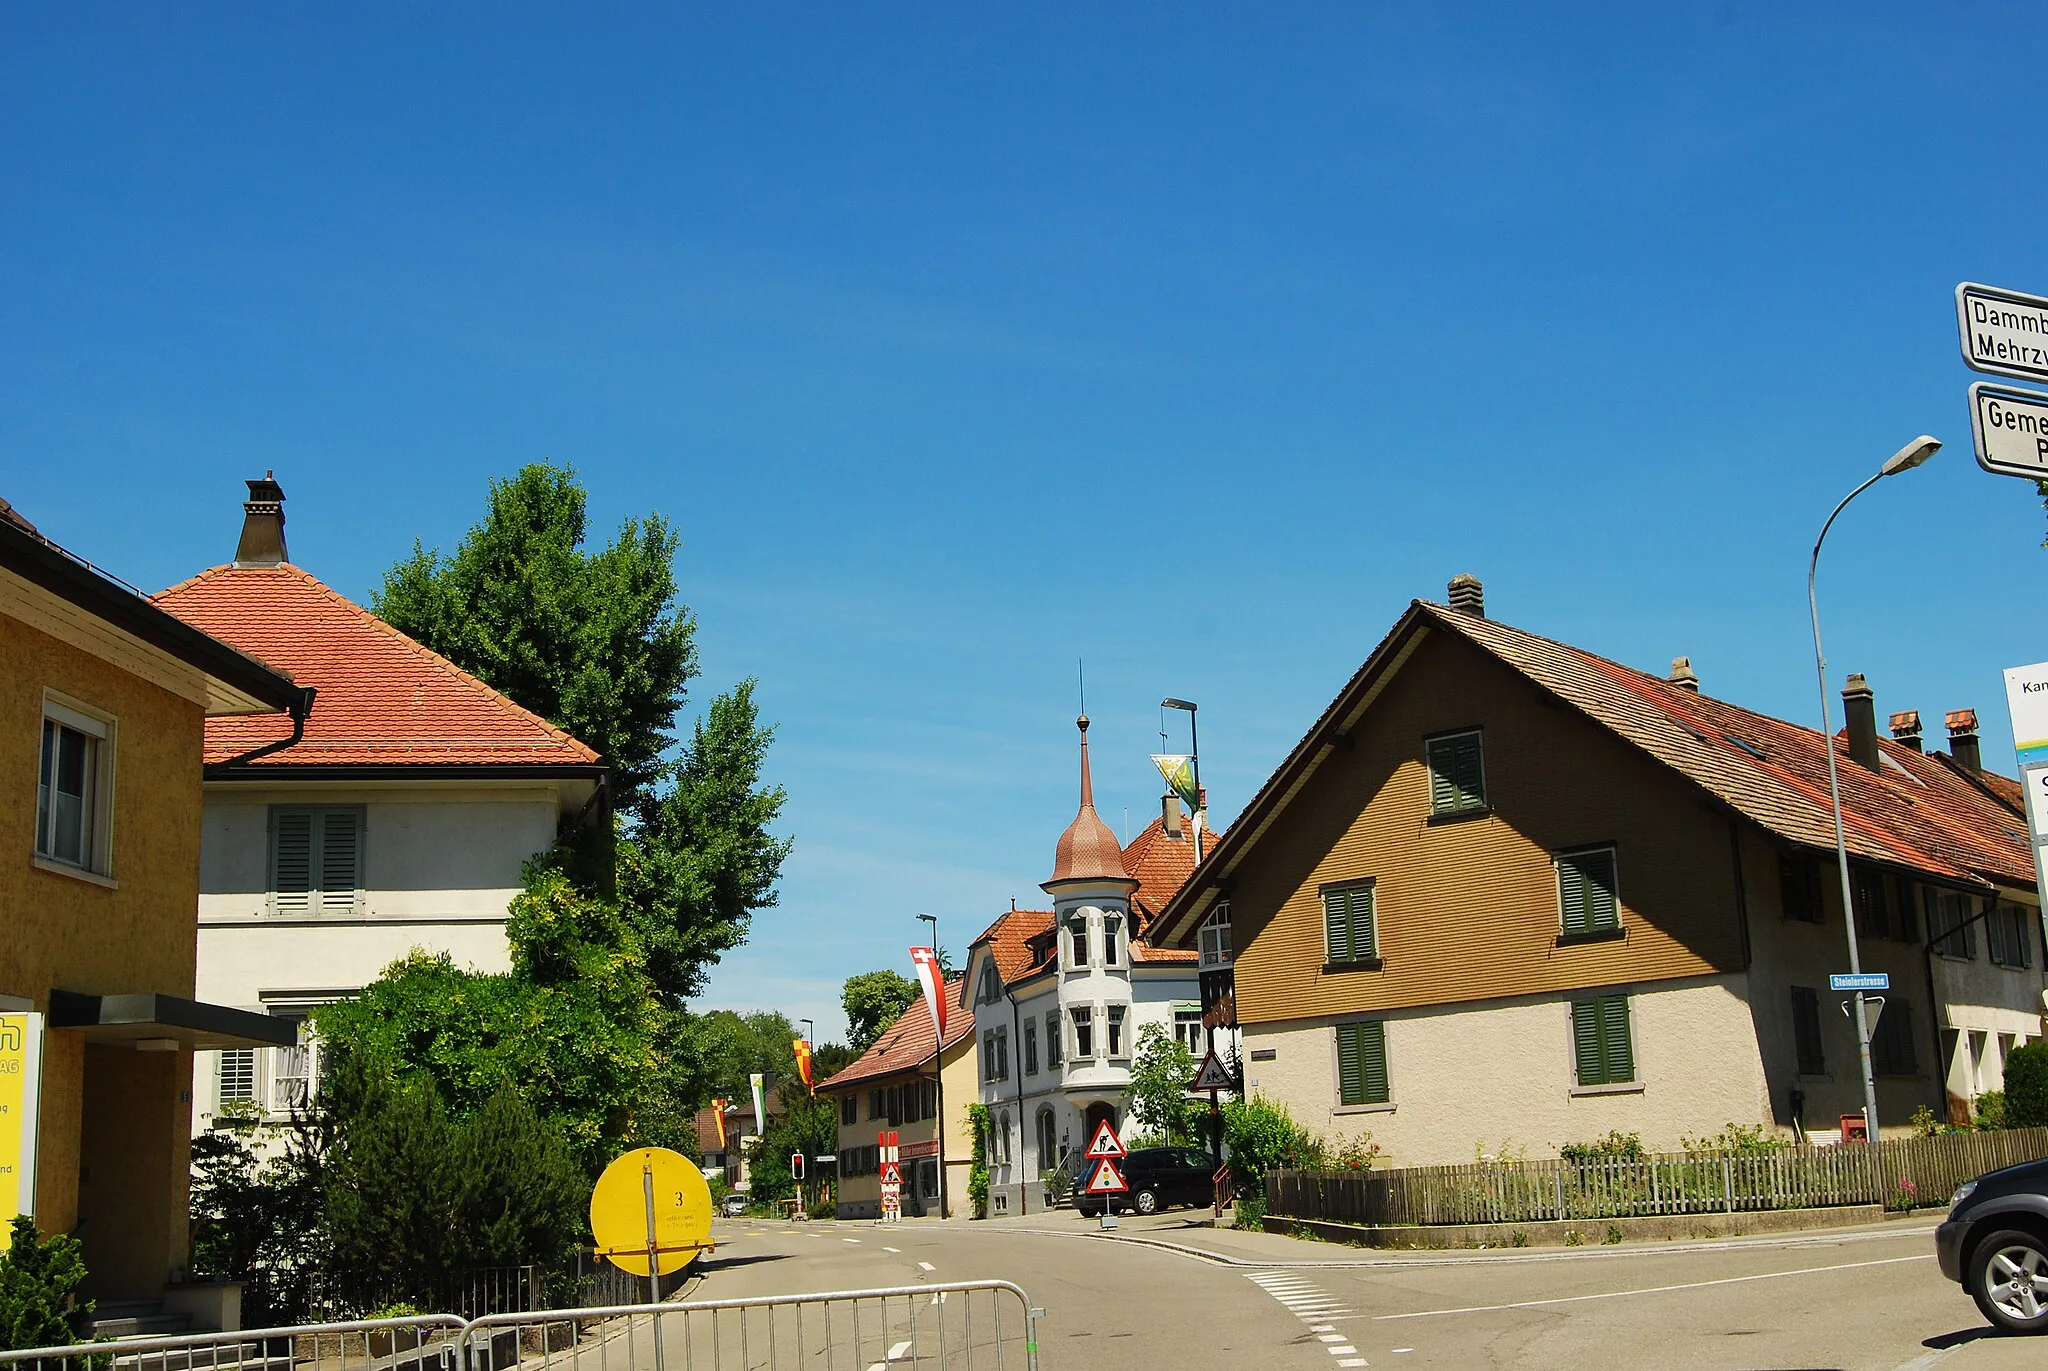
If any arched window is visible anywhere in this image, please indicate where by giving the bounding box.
[1036,1107,1059,1169]
[978,961,1002,1004]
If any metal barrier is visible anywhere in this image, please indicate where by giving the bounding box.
[460,1281,1041,1371]
[2,1284,1040,1371]
[0,1315,466,1371]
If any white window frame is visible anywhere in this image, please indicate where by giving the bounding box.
[1023,1018,1038,1076]
[1101,914,1125,970]
[266,1011,317,1116]
[33,691,117,882]
[1064,917,1090,972]
[1045,1010,1063,1068]
[1070,1006,1094,1060]
[1198,903,1233,968]
[268,805,366,917]
[1106,1004,1128,1060]
[1173,1004,1207,1057]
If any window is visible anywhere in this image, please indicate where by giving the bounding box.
[923,1078,938,1117]
[1557,848,1620,938]
[1425,729,1486,816]
[268,1013,315,1113]
[1779,855,1823,924]
[1875,1000,1916,1073]
[1102,916,1123,969]
[270,806,364,916]
[995,1110,1011,1165]
[977,962,1002,1004]
[1335,1020,1389,1106]
[1894,880,1919,943]
[1989,906,2034,969]
[1036,1107,1058,1169]
[1925,889,1976,959]
[841,1095,857,1126]
[1852,868,1889,940]
[996,1027,1010,1080]
[868,1089,884,1121]
[1065,918,1089,970]
[1106,1005,1127,1059]
[1198,904,1233,968]
[1790,986,1825,1076]
[1322,881,1378,965]
[1023,1019,1039,1076]
[218,1049,257,1104]
[1045,1011,1063,1067]
[1071,1006,1094,1059]
[982,1030,1009,1082]
[1570,994,1635,1087]
[35,699,113,875]
[1173,1005,1206,1057]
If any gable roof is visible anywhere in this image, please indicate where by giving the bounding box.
[1154,598,2034,947]
[155,564,601,771]
[816,977,971,1092]
[970,909,1057,986]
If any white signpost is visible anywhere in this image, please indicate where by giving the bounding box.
[1969,384,2048,479]
[2002,662,2048,961]
[1957,283,2048,385]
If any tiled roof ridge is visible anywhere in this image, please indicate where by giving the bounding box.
[160,563,599,763]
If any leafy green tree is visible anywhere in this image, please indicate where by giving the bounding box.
[0,1215,93,1355]
[842,970,919,1052]
[1126,1024,1201,1144]
[2007,1040,2048,1128]
[684,1009,798,1102]
[746,1092,839,1207]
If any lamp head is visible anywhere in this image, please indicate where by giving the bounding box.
[1880,435,1942,477]
[1161,698,1196,712]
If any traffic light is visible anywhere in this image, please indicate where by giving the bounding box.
[791,1152,806,1182]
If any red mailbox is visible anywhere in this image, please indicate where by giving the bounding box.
[1840,1114,1869,1143]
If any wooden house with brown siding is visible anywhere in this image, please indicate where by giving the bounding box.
[1152,577,2047,1164]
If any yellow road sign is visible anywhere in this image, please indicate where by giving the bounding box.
[589,1146,712,1276]
[1,1013,44,1221]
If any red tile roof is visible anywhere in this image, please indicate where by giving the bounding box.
[816,977,971,1092]
[970,909,1057,985]
[155,564,600,768]
[1048,717,1132,885]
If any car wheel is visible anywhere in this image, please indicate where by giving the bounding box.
[1970,1229,2048,1333]
[1134,1188,1160,1215]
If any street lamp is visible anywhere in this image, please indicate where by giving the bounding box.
[1161,698,1202,863]
[917,911,946,1218]
[1809,434,1941,1144]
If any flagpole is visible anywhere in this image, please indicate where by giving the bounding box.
[917,913,946,1219]
[1162,699,1202,863]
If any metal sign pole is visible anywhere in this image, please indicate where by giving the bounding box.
[642,1162,666,1371]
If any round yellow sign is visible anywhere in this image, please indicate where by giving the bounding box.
[589,1146,713,1276]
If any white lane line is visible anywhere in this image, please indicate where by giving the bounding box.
[1391,1352,1412,1356]
[1308,1325,1334,1333]
[1376,1253,1929,1320]
[888,1340,913,1360]
[918,1260,936,1272]
[1317,1334,1345,1343]
[843,1238,862,1244]
[1328,1347,1357,1356]
[883,1246,901,1253]
[1338,1360,1367,1368]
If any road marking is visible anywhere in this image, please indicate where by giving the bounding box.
[1338,1361,1366,1368]
[1375,1253,1930,1320]
[883,1246,901,1253]
[918,1261,936,1272]
[863,1339,916,1371]
[844,1238,862,1244]
[1245,1269,1362,1362]
[1391,1351,1413,1356]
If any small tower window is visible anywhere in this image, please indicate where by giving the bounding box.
[1101,915,1123,968]
[1065,917,1089,970]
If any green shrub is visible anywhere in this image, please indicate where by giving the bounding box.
[1972,1091,2007,1131]
[2006,1042,2048,1129]
[0,1215,94,1355]
[1560,1131,1646,1165]
[1680,1123,1788,1156]
[965,1103,991,1219]
[1328,1133,1382,1172]
[1603,1225,1624,1245]
[1234,1192,1267,1230]
[1221,1096,1319,1193]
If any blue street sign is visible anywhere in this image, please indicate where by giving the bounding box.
[1830,972,1889,992]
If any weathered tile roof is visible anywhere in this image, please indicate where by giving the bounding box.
[971,909,1056,985]
[816,977,970,1092]
[156,564,600,769]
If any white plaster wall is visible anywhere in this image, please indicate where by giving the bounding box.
[1242,976,1771,1166]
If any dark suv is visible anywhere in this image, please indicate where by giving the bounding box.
[1935,1157,2048,1334]
[1075,1147,1219,1216]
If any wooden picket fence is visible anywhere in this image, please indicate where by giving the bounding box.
[1266,1127,2048,1227]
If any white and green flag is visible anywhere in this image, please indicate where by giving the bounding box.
[1152,754,1200,816]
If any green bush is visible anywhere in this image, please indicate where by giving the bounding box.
[1680,1123,1788,1156]
[1221,1096,1319,1194]
[1972,1091,2007,1131]
[2006,1042,2048,1129]
[1560,1131,1646,1165]
[0,1215,94,1355]
[965,1103,991,1219]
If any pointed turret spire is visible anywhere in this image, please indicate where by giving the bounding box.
[1047,715,1133,885]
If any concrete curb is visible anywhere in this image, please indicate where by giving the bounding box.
[1263,1203,1892,1250]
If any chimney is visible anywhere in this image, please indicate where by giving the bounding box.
[1841,673,1879,772]
[1888,710,1923,753]
[1162,792,1183,838]
[1947,709,1981,773]
[1447,574,1484,618]
[234,473,288,568]
[1668,657,1700,692]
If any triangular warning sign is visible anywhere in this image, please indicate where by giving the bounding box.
[1190,1049,1234,1093]
[879,1161,901,1185]
[1084,1158,1129,1194]
[1085,1119,1126,1159]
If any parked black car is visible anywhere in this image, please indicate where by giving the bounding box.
[1075,1147,1219,1216]
[1935,1157,2048,1333]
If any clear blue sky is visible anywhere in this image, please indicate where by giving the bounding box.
[6,6,2045,1042]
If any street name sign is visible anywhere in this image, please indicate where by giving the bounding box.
[1084,1158,1129,1194]
[1085,1119,1126,1159]
[1829,972,1889,992]
[1968,383,2048,478]
[1958,283,2048,385]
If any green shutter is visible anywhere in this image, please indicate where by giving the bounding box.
[318,808,362,914]
[1559,851,1618,936]
[1571,999,1604,1085]
[1359,1020,1388,1104]
[1452,735,1484,808]
[1559,858,1588,935]
[1599,995,1634,1084]
[1427,732,1485,814]
[272,809,314,915]
[1426,738,1457,812]
[1336,1022,1363,1104]
[1324,888,1350,963]
[1350,886,1376,959]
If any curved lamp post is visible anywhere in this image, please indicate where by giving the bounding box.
[1810,435,1941,1142]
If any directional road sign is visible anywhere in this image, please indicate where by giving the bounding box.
[1084,1158,1129,1194]
[1958,283,2048,385]
[1830,972,1889,992]
[1969,383,2048,479]
[1085,1119,1126,1159]
[1189,1049,1234,1093]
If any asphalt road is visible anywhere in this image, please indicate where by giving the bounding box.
[675,1210,2045,1371]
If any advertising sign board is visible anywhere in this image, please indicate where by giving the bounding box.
[0,1013,42,1220]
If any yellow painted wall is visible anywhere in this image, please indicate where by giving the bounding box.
[0,612,206,1292]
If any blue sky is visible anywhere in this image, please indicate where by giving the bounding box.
[5,6,2046,1042]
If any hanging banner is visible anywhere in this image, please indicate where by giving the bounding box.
[710,1098,729,1151]
[1,1012,44,1220]
[749,1073,768,1134]
[793,1039,815,1093]
[909,947,948,1041]
[1151,754,1200,818]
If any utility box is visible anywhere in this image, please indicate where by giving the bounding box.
[1840,1114,1869,1143]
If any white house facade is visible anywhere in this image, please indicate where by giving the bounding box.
[158,479,605,1135]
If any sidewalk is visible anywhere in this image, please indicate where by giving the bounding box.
[974,1204,1942,1267]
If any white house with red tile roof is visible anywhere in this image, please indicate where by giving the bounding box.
[155,479,606,1134]
[961,715,1234,1216]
